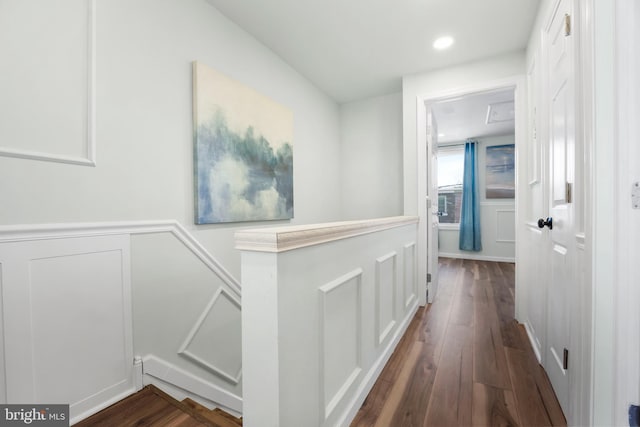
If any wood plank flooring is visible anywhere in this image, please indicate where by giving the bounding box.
[351,258,566,427]
[75,385,242,427]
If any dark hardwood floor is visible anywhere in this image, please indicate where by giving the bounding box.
[75,385,242,427]
[351,258,566,427]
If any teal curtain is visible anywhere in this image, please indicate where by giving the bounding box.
[459,140,482,251]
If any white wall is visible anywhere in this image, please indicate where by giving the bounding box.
[402,52,526,216]
[438,135,516,262]
[0,0,343,280]
[340,92,404,220]
[131,231,243,410]
[0,0,344,417]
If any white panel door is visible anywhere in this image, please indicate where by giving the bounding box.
[542,0,575,413]
[426,111,439,303]
[523,50,548,362]
[0,234,135,423]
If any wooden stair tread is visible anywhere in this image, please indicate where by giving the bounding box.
[182,398,242,427]
[74,385,241,426]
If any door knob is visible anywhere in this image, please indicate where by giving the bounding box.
[537,217,553,230]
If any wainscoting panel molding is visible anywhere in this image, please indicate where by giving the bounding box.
[178,287,242,384]
[0,0,96,166]
[319,269,363,421]
[403,242,417,308]
[0,220,240,297]
[0,220,243,422]
[375,252,397,346]
[0,234,134,423]
[496,209,516,242]
[239,216,420,427]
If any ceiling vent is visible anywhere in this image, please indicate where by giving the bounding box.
[486,101,515,124]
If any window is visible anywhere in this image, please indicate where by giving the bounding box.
[437,146,464,224]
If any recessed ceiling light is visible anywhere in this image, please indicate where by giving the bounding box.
[433,36,454,50]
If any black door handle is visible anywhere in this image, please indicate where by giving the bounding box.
[537,217,553,230]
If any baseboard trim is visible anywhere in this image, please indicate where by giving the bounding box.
[70,387,137,425]
[142,355,242,414]
[338,300,420,426]
[524,321,542,363]
[439,252,515,263]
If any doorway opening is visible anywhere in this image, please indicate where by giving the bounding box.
[416,77,525,308]
[431,88,517,261]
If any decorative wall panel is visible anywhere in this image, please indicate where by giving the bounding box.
[403,243,417,308]
[179,287,242,384]
[0,235,133,422]
[0,0,96,166]
[375,252,397,346]
[496,210,516,242]
[319,269,362,420]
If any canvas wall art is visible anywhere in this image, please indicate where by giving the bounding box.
[193,62,294,224]
[485,144,515,199]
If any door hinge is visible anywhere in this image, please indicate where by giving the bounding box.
[563,348,569,370]
[564,14,571,37]
[427,273,432,283]
[566,182,572,203]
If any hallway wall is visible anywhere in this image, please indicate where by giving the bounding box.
[340,92,404,220]
[0,1,345,416]
[0,0,343,280]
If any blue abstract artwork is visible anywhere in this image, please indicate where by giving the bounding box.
[193,62,294,224]
[485,144,515,199]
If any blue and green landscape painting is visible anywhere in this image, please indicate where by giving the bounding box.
[195,111,293,224]
[193,62,293,224]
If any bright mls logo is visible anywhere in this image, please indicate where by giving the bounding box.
[1,405,68,426]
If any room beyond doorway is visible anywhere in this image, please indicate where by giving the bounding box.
[415,76,525,307]
[431,88,517,263]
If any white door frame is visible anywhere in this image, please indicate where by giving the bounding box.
[414,75,527,310]
[425,112,439,303]
[581,0,640,424]
[607,0,640,425]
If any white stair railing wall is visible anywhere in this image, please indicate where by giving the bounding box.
[237,216,420,427]
[0,220,242,423]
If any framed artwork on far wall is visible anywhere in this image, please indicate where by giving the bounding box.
[485,144,515,199]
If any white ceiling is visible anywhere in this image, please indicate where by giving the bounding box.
[431,89,515,144]
[206,0,540,103]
